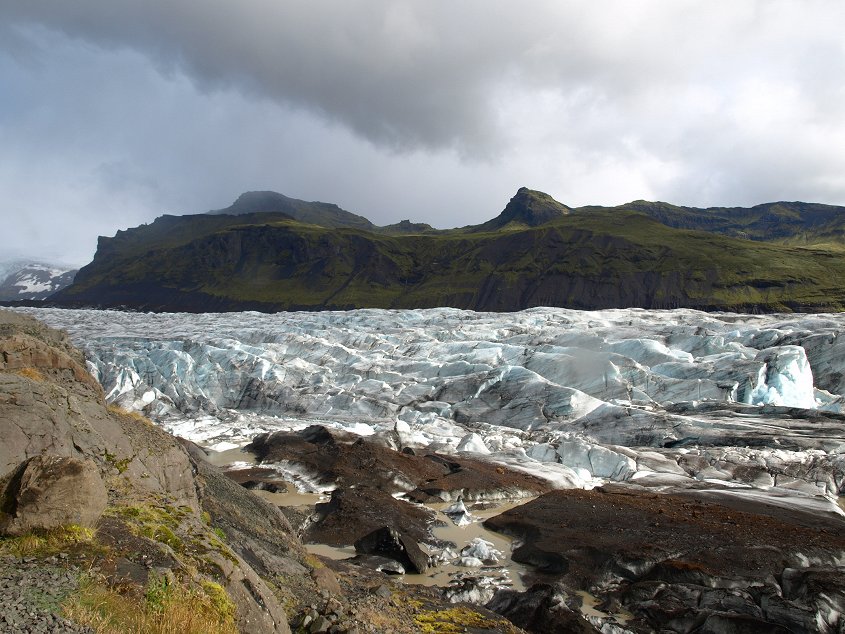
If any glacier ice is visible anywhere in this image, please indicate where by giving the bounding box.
[444,499,473,526]
[15,306,845,506]
[749,346,817,409]
[459,538,501,565]
[456,433,491,454]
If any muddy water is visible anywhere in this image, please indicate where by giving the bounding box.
[400,500,532,591]
[577,591,608,619]
[207,446,329,506]
[302,499,535,592]
[208,445,534,590]
[206,446,256,468]
[255,488,329,507]
[577,590,632,625]
[839,497,844,513]
[306,543,357,560]
[206,446,633,623]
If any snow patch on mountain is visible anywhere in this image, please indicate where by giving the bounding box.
[0,263,77,300]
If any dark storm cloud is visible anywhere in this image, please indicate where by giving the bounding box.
[2,1,514,152]
[6,1,841,155]
[1,1,844,264]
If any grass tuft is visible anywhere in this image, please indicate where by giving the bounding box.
[0,524,94,557]
[63,573,238,634]
[15,367,46,382]
[104,504,191,553]
[107,404,154,426]
[201,580,236,622]
[413,605,509,633]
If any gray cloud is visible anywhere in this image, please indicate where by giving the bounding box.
[1,1,844,264]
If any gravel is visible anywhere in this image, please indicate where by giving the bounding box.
[0,555,93,633]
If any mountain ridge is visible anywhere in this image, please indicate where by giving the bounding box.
[50,187,845,313]
[210,190,377,231]
[42,188,845,312]
[205,187,845,242]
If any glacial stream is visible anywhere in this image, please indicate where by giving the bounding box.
[207,445,531,595]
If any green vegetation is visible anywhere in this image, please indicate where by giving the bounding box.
[105,504,192,552]
[200,580,236,622]
[105,500,239,571]
[102,448,133,474]
[412,603,513,633]
[63,572,238,634]
[609,199,845,243]
[55,189,845,313]
[54,501,242,633]
[0,524,94,557]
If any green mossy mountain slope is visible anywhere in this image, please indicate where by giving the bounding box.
[599,199,845,243]
[54,188,845,312]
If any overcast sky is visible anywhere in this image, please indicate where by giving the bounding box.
[2,1,844,265]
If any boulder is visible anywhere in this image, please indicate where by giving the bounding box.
[307,486,434,548]
[486,584,601,633]
[0,455,107,536]
[353,526,429,574]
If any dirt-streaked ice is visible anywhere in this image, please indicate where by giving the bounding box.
[17,307,845,508]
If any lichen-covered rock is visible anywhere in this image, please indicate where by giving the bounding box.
[0,455,107,536]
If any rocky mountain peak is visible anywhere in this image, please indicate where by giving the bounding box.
[478,187,571,231]
[212,190,300,215]
[210,190,375,230]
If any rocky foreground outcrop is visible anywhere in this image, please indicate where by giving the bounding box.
[0,310,297,633]
[0,310,526,634]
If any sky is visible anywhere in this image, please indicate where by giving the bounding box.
[1,1,844,266]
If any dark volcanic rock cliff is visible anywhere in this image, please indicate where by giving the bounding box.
[51,188,845,313]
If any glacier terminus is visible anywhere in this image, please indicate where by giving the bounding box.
[19,306,845,510]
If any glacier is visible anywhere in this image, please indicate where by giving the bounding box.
[15,307,845,506]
